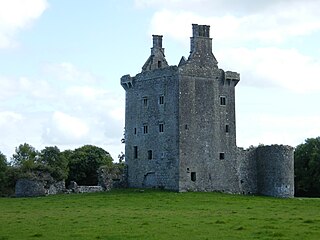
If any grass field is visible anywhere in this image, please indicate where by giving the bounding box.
[0,189,319,240]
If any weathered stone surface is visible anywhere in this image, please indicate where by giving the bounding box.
[121,23,294,197]
[15,179,46,197]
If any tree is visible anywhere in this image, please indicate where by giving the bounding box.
[11,143,38,171]
[295,137,320,197]
[0,151,8,194]
[38,146,68,181]
[67,145,113,185]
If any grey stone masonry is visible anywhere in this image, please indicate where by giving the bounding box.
[121,23,294,197]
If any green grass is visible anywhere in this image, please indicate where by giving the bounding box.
[0,189,319,239]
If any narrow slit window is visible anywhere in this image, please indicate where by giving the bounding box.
[143,125,148,134]
[191,172,196,182]
[159,95,164,105]
[148,150,153,160]
[225,125,229,133]
[143,97,148,107]
[220,96,226,106]
[158,61,162,68]
[134,146,138,159]
[219,152,225,160]
[159,123,164,133]
[134,127,137,135]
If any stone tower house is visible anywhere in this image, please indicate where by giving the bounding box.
[121,24,294,197]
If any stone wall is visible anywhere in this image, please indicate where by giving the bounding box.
[237,145,294,198]
[255,145,294,198]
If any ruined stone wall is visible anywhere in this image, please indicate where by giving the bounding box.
[255,145,294,197]
[237,145,294,198]
[237,148,258,195]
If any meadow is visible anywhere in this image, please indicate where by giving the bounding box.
[0,189,319,240]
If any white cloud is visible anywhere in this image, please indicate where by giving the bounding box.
[43,111,90,143]
[217,47,320,93]
[0,0,48,48]
[237,113,320,148]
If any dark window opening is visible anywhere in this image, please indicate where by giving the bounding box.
[134,128,137,135]
[191,172,196,182]
[225,124,229,133]
[219,152,225,160]
[159,123,164,133]
[220,96,226,105]
[134,146,138,159]
[148,150,153,160]
[159,95,164,105]
[143,125,148,134]
[185,124,188,130]
[143,97,148,107]
[158,61,162,68]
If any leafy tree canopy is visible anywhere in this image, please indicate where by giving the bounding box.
[295,137,320,197]
[38,146,68,181]
[67,145,113,186]
[11,143,38,171]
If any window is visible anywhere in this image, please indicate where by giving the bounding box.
[191,172,196,182]
[220,96,226,105]
[143,97,148,107]
[134,128,137,135]
[219,152,225,160]
[158,61,162,68]
[185,124,188,130]
[159,123,164,133]
[143,125,148,134]
[148,150,153,160]
[225,124,229,133]
[159,95,164,105]
[134,146,138,159]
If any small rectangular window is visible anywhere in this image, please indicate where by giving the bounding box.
[143,97,148,107]
[134,128,137,135]
[220,96,226,105]
[159,123,164,133]
[148,150,153,160]
[158,61,162,68]
[143,125,148,134]
[134,146,138,159]
[159,96,164,105]
[225,125,229,133]
[219,152,225,160]
[191,172,196,182]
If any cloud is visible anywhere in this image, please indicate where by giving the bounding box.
[0,61,125,160]
[43,111,90,144]
[149,3,320,45]
[217,47,320,93]
[237,113,320,148]
[0,0,48,48]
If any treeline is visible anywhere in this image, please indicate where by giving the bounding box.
[294,137,320,197]
[0,143,114,196]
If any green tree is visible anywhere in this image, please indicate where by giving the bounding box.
[38,146,68,181]
[0,151,8,194]
[67,145,113,185]
[11,143,38,171]
[295,137,320,197]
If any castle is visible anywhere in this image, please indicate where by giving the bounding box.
[121,24,294,198]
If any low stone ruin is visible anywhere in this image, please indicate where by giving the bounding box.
[15,164,127,197]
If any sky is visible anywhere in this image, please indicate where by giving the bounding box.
[0,0,320,161]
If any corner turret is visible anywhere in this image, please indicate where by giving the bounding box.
[142,35,169,72]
